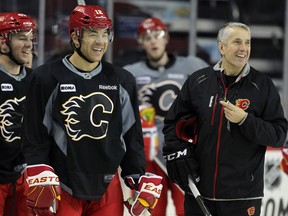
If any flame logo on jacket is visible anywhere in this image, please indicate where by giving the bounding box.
[61,92,113,141]
[0,97,25,142]
[236,98,250,111]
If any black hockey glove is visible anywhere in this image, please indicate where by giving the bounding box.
[163,146,200,192]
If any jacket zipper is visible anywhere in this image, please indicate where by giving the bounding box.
[213,104,225,198]
[211,93,218,126]
[212,74,228,198]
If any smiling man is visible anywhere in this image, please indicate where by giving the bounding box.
[0,12,36,215]
[22,5,163,216]
[162,22,288,216]
[124,18,208,216]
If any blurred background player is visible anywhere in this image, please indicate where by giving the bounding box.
[0,12,36,216]
[46,14,72,63]
[22,5,162,216]
[124,17,209,216]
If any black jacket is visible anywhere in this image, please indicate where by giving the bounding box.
[163,63,288,200]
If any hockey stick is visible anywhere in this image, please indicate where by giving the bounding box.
[154,156,184,194]
[188,176,212,216]
[154,157,212,216]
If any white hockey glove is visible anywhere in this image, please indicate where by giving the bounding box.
[124,173,163,216]
[26,164,61,215]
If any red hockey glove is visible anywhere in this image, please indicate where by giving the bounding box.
[26,164,61,215]
[124,173,163,216]
[280,146,288,175]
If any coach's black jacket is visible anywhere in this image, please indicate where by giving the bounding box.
[163,62,288,200]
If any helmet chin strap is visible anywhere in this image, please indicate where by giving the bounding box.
[0,44,23,66]
[70,40,94,64]
[75,48,94,64]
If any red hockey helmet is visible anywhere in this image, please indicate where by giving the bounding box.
[0,12,36,41]
[137,17,168,43]
[68,5,113,42]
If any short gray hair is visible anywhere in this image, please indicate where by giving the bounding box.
[217,22,250,45]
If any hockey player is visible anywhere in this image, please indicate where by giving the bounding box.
[124,17,208,216]
[163,22,288,216]
[22,5,162,216]
[0,12,36,215]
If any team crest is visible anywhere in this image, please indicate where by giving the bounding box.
[0,97,25,142]
[247,206,255,216]
[236,98,250,110]
[61,92,114,141]
[138,80,181,120]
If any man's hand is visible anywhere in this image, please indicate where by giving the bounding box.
[220,100,247,124]
[124,173,163,216]
[163,146,200,192]
[26,164,61,215]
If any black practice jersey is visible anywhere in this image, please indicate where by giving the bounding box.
[23,57,145,200]
[0,65,32,184]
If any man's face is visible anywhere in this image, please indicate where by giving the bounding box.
[79,28,109,63]
[218,27,251,72]
[9,31,34,65]
[140,30,168,62]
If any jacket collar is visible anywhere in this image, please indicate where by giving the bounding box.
[213,59,250,82]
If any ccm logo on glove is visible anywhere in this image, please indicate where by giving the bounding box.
[163,148,187,161]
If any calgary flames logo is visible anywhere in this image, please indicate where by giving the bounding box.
[247,206,255,215]
[61,92,113,141]
[138,80,181,120]
[0,97,25,142]
[236,98,250,111]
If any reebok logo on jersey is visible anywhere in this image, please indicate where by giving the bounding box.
[99,85,117,90]
[136,76,151,84]
[1,83,13,91]
[60,84,76,92]
[168,73,185,79]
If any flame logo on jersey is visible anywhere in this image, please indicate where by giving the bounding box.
[138,80,182,120]
[236,99,250,111]
[61,92,114,141]
[0,97,25,142]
